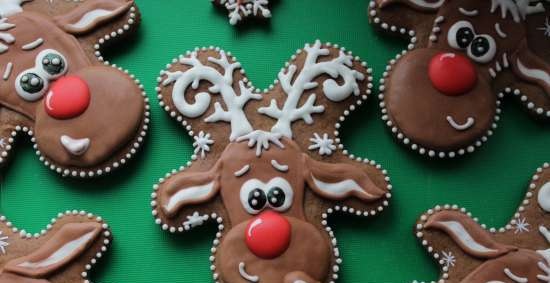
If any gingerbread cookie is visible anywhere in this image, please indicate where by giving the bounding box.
[150,40,392,283]
[0,210,112,283]
[0,0,149,178]
[414,163,550,282]
[212,0,271,25]
[369,0,550,158]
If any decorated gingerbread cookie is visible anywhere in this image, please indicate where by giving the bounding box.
[414,163,550,282]
[369,0,550,158]
[0,0,149,178]
[212,0,271,25]
[150,40,392,283]
[0,210,112,283]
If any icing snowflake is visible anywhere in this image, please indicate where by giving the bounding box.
[183,212,209,229]
[441,251,456,268]
[0,232,8,254]
[219,0,271,25]
[308,133,336,156]
[193,131,214,159]
[513,217,530,234]
[538,17,550,37]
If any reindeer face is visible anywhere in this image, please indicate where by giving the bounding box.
[0,0,147,174]
[152,41,392,282]
[372,0,550,156]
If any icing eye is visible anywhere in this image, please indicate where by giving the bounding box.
[267,187,286,208]
[35,49,68,79]
[447,21,475,50]
[15,71,48,101]
[467,35,497,64]
[248,189,267,212]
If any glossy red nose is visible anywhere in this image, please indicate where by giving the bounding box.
[245,210,291,259]
[45,76,91,119]
[428,52,477,96]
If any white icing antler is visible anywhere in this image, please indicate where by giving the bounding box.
[163,51,262,141]
[491,0,547,23]
[0,18,15,54]
[259,40,365,138]
[221,0,271,25]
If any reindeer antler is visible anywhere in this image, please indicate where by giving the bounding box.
[491,0,547,23]
[163,50,262,141]
[259,40,365,138]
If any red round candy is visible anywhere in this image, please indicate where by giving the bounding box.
[428,52,477,96]
[245,210,291,259]
[45,76,90,119]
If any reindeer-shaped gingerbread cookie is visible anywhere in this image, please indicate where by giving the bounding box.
[0,211,112,283]
[151,40,392,283]
[415,163,550,282]
[370,0,550,158]
[0,0,148,178]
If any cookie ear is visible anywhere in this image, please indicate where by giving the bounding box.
[424,210,517,259]
[53,0,133,35]
[3,222,102,278]
[303,153,386,202]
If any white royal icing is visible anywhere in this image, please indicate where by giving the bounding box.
[458,7,479,17]
[270,159,288,172]
[490,0,545,23]
[0,18,15,54]
[239,177,293,214]
[234,164,251,177]
[21,38,43,51]
[17,230,96,270]
[193,131,214,159]
[221,0,271,26]
[0,0,32,18]
[516,58,550,87]
[312,176,374,199]
[258,40,364,138]
[60,135,90,156]
[538,182,550,212]
[0,231,8,255]
[446,116,475,131]
[309,133,336,156]
[504,268,527,283]
[407,0,444,9]
[164,182,215,214]
[66,9,115,30]
[236,130,285,157]
[238,262,259,282]
[436,221,498,254]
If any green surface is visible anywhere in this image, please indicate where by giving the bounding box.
[1,0,550,282]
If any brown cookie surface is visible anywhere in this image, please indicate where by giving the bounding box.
[151,40,392,283]
[415,163,550,282]
[0,0,149,178]
[370,0,550,158]
[0,211,112,283]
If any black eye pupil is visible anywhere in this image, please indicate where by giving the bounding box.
[248,188,266,211]
[470,37,490,57]
[456,27,474,49]
[42,53,65,75]
[267,187,286,208]
[20,73,43,93]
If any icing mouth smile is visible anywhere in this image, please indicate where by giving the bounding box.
[60,135,90,156]
[238,262,259,282]
[446,116,475,131]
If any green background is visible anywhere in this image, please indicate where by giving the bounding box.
[1,0,550,282]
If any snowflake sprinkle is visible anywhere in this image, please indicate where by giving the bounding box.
[441,251,456,268]
[193,131,214,159]
[0,232,8,254]
[513,217,530,234]
[309,133,336,156]
[538,17,550,37]
[183,212,209,229]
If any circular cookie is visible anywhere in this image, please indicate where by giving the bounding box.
[151,40,393,283]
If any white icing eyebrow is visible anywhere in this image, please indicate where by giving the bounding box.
[3,62,12,81]
[271,160,288,172]
[22,38,43,51]
[459,7,479,17]
[495,23,507,38]
[234,164,251,177]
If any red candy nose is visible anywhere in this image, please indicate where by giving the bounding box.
[45,76,91,119]
[245,210,291,259]
[429,52,477,96]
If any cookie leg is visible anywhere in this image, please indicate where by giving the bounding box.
[284,271,321,283]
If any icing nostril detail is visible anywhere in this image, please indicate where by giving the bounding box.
[45,75,90,119]
[60,135,90,156]
[245,210,291,259]
[429,52,477,96]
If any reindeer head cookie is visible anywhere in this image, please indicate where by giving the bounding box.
[0,0,149,178]
[212,0,272,25]
[414,163,550,282]
[150,40,392,283]
[370,0,550,158]
[0,211,112,283]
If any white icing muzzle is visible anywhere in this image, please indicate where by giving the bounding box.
[60,135,90,156]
